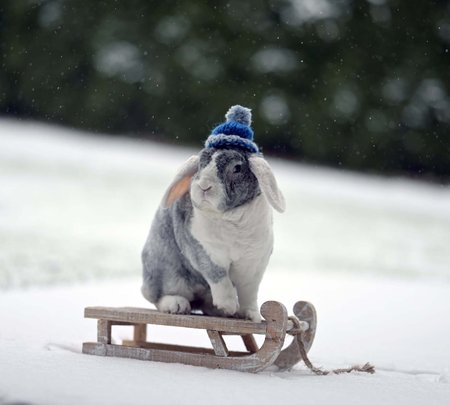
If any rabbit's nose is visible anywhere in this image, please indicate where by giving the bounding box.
[199,185,212,192]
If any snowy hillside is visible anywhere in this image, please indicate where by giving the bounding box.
[1,119,449,288]
[0,119,449,405]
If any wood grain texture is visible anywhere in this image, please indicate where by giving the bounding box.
[206,330,229,357]
[133,324,147,343]
[85,306,298,334]
[120,340,252,357]
[82,342,267,371]
[97,320,111,344]
[241,334,259,353]
[84,306,268,335]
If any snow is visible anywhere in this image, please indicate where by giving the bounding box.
[0,119,449,404]
[1,274,449,405]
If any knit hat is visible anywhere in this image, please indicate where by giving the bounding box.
[205,105,259,153]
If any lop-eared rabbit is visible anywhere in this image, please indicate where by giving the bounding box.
[141,105,285,321]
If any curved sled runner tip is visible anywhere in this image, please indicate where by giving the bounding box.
[82,300,317,373]
[273,301,317,370]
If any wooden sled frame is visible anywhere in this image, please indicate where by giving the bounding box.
[82,300,317,373]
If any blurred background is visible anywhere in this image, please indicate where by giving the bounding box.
[1,0,449,180]
[1,0,450,289]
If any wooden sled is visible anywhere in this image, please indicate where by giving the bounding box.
[82,300,317,373]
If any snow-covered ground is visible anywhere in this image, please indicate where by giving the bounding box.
[0,119,449,404]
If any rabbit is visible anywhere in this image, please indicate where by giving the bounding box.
[141,105,285,321]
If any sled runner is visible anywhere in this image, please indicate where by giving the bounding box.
[82,300,317,373]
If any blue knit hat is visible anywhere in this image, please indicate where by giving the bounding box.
[205,105,259,153]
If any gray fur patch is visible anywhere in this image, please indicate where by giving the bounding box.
[214,149,261,210]
[141,192,227,307]
[198,148,215,170]
[174,194,227,283]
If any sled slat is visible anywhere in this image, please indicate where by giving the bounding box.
[241,334,259,353]
[83,342,265,371]
[97,320,111,344]
[207,330,229,357]
[133,324,147,343]
[121,340,250,357]
[85,306,268,335]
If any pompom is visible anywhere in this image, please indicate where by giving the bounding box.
[206,104,258,153]
[225,105,252,127]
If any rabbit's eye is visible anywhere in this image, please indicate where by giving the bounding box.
[233,164,242,174]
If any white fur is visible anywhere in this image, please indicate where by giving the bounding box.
[190,156,275,321]
[249,155,286,213]
[190,155,226,214]
[157,295,191,314]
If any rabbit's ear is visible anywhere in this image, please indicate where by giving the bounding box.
[161,155,199,208]
[249,155,286,213]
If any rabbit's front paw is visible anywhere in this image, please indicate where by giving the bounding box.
[238,307,262,322]
[157,295,191,314]
[213,287,239,316]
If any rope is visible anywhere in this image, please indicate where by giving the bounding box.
[287,316,375,376]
